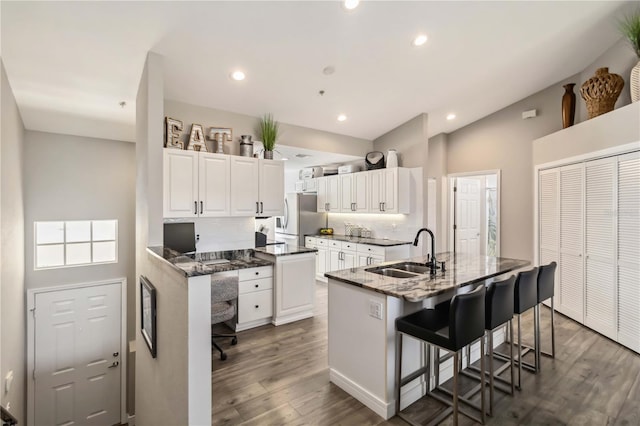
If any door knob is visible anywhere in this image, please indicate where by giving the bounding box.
[108,361,119,369]
[113,352,119,357]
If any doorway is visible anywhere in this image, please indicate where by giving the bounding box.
[448,171,500,256]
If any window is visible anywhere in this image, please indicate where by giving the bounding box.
[34,220,118,269]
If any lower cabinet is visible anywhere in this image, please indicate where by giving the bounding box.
[255,251,316,326]
[217,266,273,332]
[306,237,411,281]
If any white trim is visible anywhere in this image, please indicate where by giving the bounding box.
[329,367,394,420]
[26,278,128,426]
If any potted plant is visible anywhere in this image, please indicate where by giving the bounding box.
[619,10,640,102]
[259,113,279,159]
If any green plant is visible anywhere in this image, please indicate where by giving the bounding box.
[619,10,640,58]
[259,113,279,151]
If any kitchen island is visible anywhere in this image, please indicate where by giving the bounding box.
[325,253,529,420]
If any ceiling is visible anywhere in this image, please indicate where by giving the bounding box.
[1,1,632,144]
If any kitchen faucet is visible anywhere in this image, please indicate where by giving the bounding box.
[413,228,442,274]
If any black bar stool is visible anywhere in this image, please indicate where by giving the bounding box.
[395,285,487,425]
[535,262,557,367]
[465,275,516,416]
[513,267,539,387]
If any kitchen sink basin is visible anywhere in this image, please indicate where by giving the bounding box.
[370,268,421,279]
[388,262,432,274]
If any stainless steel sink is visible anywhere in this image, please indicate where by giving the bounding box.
[370,268,421,279]
[388,262,432,274]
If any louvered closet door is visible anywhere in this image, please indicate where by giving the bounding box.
[584,157,617,339]
[559,163,584,323]
[539,169,560,307]
[617,152,640,352]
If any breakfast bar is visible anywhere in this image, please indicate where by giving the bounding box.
[325,253,529,420]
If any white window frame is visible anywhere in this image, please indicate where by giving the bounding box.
[34,220,118,270]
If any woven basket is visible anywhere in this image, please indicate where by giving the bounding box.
[580,67,624,119]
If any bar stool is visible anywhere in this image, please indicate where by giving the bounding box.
[512,267,539,388]
[465,275,516,416]
[395,285,486,426]
[535,262,558,368]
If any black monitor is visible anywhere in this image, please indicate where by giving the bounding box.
[163,222,196,254]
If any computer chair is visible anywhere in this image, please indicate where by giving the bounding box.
[211,275,239,361]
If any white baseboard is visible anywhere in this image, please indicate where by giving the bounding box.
[127,413,135,426]
[234,318,271,332]
[329,368,393,420]
[272,311,313,326]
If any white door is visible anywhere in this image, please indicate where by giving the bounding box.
[369,170,383,213]
[584,157,617,339]
[538,168,561,306]
[456,177,483,256]
[559,163,585,323]
[326,176,341,212]
[381,168,397,212]
[340,174,354,212]
[230,157,260,216]
[33,283,122,426]
[199,153,230,217]
[617,152,640,352]
[259,160,285,216]
[163,149,198,218]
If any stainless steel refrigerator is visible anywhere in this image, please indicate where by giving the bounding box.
[275,193,326,247]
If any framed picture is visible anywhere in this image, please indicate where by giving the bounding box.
[140,276,157,358]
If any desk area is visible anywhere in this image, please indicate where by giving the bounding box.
[325,252,530,420]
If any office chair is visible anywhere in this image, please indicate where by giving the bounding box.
[211,275,239,361]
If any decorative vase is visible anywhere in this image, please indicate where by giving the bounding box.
[386,149,398,168]
[561,83,576,129]
[631,60,640,103]
[580,67,624,119]
[264,150,274,160]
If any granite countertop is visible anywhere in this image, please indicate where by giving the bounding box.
[254,245,317,257]
[147,247,273,277]
[307,234,412,247]
[324,253,530,302]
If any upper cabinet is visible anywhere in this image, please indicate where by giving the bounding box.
[318,168,410,214]
[164,149,284,219]
[164,149,222,218]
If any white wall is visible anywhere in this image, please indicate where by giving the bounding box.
[1,60,26,423]
[446,37,637,262]
[22,130,136,414]
[165,217,255,252]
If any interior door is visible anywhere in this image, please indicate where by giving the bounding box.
[34,283,122,426]
[455,177,483,256]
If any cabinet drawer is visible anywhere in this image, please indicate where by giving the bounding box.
[316,238,328,246]
[238,290,273,324]
[305,237,316,247]
[329,240,341,249]
[342,241,357,252]
[239,277,273,294]
[239,266,273,280]
[357,244,385,257]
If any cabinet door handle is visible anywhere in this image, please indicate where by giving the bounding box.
[255,284,259,288]
[260,202,264,214]
[379,202,382,212]
[194,201,198,214]
[256,201,260,214]
[200,201,203,214]
[382,202,386,212]
[255,271,259,275]
[255,305,259,309]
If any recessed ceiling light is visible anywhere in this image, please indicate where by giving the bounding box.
[412,34,428,47]
[230,70,245,81]
[343,0,359,10]
[337,114,347,122]
[446,113,456,120]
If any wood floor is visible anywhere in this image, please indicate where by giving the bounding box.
[212,281,640,425]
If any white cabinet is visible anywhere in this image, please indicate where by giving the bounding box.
[216,266,273,332]
[369,168,410,214]
[164,149,231,218]
[230,157,284,217]
[296,178,317,193]
[537,150,640,353]
[259,159,285,216]
[305,237,328,281]
[253,252,316,326]
[356,243,386,267]
[340,173,368,213]
[316,175,341,212]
